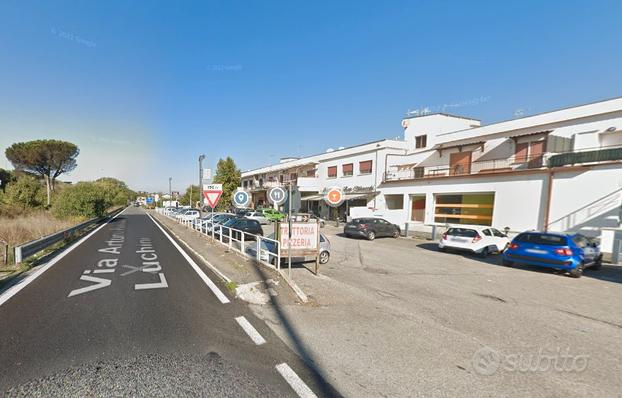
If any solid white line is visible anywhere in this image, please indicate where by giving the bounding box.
[275,363,317,398]
[0,207,127,308]
[235,316,266,345]
[147,213,230,304]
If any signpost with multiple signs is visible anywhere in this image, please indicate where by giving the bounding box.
[202,184,223,209]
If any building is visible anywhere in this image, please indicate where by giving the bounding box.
[240,97,622,253]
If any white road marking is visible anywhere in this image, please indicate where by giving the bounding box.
[235,316,266,345]
[134,273,168,290]
[0,207,127,307]
[275,363,317,398]
[67,275,112,297]
[147,213,230,304]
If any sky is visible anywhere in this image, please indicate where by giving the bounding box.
[1,0,621,193]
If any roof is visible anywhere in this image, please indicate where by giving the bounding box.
[403,112,481,122]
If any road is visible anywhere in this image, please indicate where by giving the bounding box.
[0,206,338,397]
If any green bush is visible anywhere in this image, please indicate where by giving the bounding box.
[51,182,109,219]
[2,175,44,210]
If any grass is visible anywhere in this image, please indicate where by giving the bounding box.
[225,281,238,292]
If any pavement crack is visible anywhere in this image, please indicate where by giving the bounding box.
[557,309,622,329]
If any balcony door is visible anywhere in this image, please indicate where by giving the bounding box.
[528,141,545,168]
[449,151,472,175]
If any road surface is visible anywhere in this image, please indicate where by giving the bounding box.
[0,207,338,397]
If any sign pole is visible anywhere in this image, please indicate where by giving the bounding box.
[315,219,320,276]
[288,182,292,278]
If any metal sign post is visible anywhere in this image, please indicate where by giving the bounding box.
[288,183,292,278]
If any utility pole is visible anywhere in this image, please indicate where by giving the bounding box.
[169,177,172,207]
[199,154,205,216]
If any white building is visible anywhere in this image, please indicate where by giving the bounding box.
[240,97,622,253]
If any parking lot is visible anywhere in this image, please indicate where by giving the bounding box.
[253,224,622,397]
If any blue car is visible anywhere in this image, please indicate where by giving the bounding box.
[502,232,602,278]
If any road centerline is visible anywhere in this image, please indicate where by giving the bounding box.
[276,363,318,398]
[235,316,267,345]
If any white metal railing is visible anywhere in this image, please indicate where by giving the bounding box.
[156,207,281,269]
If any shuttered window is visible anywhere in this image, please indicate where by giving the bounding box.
[327,166,337,178]
[342,163,353,176]
[359,160,373,174]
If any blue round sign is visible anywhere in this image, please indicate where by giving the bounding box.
[233,190,250,208]
[268,187,287,205]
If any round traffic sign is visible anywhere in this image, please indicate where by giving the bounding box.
[268,187,287,205]
[324,187,344,207]
[232,190,251,208]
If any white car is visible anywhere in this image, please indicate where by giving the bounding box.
[178,209,200,221]
[438,225,510,256]
[246,210,269,225]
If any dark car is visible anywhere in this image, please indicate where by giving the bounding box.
[344,218,400,240]
[218,217,263,240]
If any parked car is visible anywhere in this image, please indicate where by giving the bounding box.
[178,209,200,221]
[262,208,285,221]
[291,213,325,228]
[246,210,269,225]
[438,226,510,256]
[254,232,330,264]
[235,208,254,216]
[204,213,236,233]
[502,232,602,278]
[217,217,263,240]
[343,218,400,240]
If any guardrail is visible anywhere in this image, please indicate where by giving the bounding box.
[13,208,124,264]
[156,208,282,269]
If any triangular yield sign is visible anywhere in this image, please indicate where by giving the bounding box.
[203,190,223,208]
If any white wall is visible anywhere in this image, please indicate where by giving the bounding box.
[403,114,480,149]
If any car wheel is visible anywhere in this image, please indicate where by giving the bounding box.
[479,247,489,258]
[591,255,602,270]
[320,221,325,228]
[319,251,330,264]
[392,230,400,238]
[502,258,513,267]
[569,263,584,278]
[367,231,376,241]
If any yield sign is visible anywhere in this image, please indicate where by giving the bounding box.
[203,184,223,208]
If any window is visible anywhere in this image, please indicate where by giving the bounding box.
[515,233,567,246]
[491,228,506,237]
[449,151,472,175]
[327,166,337,178]
[385,194,404,210]
[413,167,425,178]
[342,163,353,176]
[415,135,427,149]
[434,193,495,226]
[359,160,373,175]
[482,229,492,236]
[306,169,315,177]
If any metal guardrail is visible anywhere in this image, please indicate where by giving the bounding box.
[156,208,282,269]
[14,208,123,263]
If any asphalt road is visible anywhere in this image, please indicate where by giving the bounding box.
[0,207,338,397]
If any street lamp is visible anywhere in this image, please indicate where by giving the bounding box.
[199,154,206,215]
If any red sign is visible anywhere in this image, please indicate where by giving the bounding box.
[325,187,344,207]
[203,190,223,208]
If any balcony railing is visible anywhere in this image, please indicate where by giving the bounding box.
[383,144,622,182]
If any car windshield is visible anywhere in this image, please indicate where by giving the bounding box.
[515,233,568,246]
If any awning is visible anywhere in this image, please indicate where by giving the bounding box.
[301,194,324,201]
[344,193,373,200]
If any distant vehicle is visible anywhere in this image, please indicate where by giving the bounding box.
[246,210,269,225]
[235,208,254,216]
[262,208,285,222]
[343,218,400,240]
[133,202,140,207]
[291,213,325,228]
[218,217,263,240]
[438,226,510,257]
[502,232,602,278]
[178,209,200,221]
[249,232,331,264]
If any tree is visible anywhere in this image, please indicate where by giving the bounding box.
[5,140,79,206]
[0,168,15,192]
[213,157,241,211]
[51,182,108,219]
[95,177,135,206]
[2,175,44,210]
[180,185,201,207]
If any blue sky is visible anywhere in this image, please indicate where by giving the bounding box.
[1,0,621,192]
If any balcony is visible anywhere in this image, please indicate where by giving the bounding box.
[383,145,622,182]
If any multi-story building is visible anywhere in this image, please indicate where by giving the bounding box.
[240,97,622,254]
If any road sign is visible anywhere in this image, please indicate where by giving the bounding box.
[268,187,287,206]
[154,194,160,202]
[203,183,223,208]
[146,197,154,204]
[324,187,344,207]
[172,191,180,199]
[203,168,212,180]
[232,189,251,208]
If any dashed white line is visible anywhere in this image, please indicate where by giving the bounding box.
[147,213,230,304]
[0,207,128,308]
[275,363,317,398]
[235,316,266,345]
